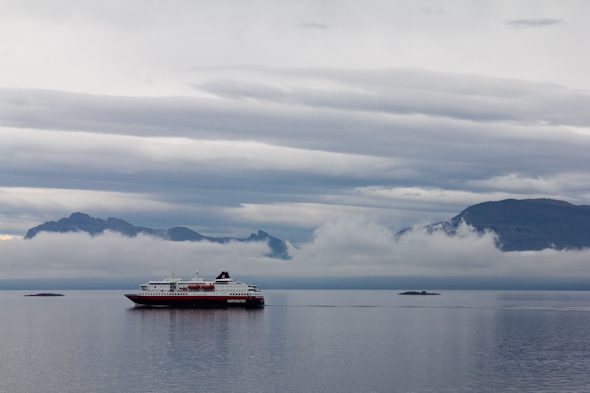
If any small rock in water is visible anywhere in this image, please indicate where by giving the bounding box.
[398,291,440,296]
[24,293,65,297]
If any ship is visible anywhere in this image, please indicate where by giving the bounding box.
[125,271,264,308]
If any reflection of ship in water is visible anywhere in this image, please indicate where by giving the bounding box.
[125,271,264,308]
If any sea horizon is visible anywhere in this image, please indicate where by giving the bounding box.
[5,276,590,291]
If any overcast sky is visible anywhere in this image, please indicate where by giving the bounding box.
[1,0,589,281]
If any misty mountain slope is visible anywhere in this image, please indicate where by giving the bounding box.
[25,213,290,259]
[414,199,590,251]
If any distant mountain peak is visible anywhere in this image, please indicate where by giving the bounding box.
[69,212,91,219]
[406,198,590,251]
[165,226,205,241]
[247,230,270,240]
[25,213,290,259]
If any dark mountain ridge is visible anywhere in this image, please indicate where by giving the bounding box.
[25,212,290,259]
[408,198,590,251]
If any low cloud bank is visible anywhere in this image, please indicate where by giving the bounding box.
[292,218,590,279]
[0,232,273,280]
[2,219,590,286]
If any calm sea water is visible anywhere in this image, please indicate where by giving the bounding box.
[1,290,590,393]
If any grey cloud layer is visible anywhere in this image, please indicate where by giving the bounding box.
[1,68,590,239]
[506,18,565,28]
[198,68,590,126]
[298,22,328,29]
[2,69,590,170]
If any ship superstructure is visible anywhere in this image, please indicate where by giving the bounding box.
[125,271,264,308]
